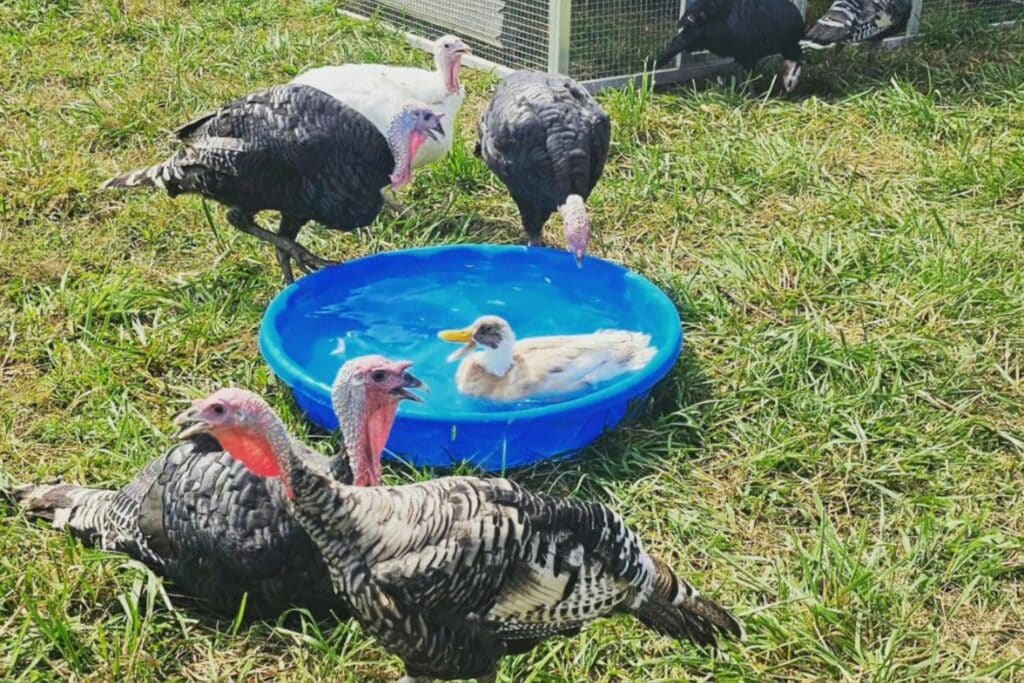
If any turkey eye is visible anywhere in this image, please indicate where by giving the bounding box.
[211,404,225,415]
[371,370,387,383]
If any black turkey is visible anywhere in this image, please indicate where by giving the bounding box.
[476,71,611,266]
[102,84,443,282]
[14,357,424,619]
[654,0,805,93]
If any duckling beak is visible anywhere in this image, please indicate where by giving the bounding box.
[438,328,476,362]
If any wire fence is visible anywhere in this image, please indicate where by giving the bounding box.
[344,0,1022,88]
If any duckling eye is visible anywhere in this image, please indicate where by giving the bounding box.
[371,369,388,383]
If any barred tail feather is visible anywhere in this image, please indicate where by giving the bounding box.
[633,556,742,648]
[801,6,857,49]
[14,483,117,547]
[101,161,176,191]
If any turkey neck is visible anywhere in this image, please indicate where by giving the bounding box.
[250,409,301,499]
[332,382,391,487]
[437,52,463,94]
[387,121,420,189]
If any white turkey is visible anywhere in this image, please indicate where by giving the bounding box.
[14,356,424,619]
[102,84,444,282]
[476,71,611,266]
[174,389,743,682]
[293,34,470,170]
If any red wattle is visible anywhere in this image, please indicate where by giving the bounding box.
[214,427,284,479]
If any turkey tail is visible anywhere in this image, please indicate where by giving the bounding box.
[101,161,177,191]
[14,483,117,547]
[801,1,856,49]
[633,556,742,648]
[653,32,691,69]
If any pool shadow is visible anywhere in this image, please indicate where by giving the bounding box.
[505,345,717,500]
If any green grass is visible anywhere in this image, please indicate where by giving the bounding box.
[2,0,1024,680]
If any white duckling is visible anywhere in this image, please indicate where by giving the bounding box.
[438,315,657,402]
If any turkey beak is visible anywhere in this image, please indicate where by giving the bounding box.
[439,328,476,362]
[172,407,209,441]
[392,369,427,403]
[427,114,445,141]
[454,41,472,55]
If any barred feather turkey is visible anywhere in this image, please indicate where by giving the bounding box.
[175,389,743,681]
[14,357,423,619]
[476,71,611,265]
[101,84,443,282]
[801,0,913,50]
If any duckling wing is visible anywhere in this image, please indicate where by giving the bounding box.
[518,331,657,397]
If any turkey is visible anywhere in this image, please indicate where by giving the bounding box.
[801,0,912,55]
[14,356,424,619]
[175,389,743,682]
[293,34,470,170]
[476,71,611,266]
[101,84,444,282]
[653,0,805,94]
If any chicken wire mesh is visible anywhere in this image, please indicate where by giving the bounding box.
[345,0,550,71]
[343,0,1022,87]
[918,0,1024,26]
[567,0,715,82]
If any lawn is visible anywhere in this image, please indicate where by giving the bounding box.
[2,0,1023,680]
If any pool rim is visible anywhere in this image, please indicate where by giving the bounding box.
[259,244,683,425]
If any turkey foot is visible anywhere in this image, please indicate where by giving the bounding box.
[382,188,408,214]
[227,208,337,282]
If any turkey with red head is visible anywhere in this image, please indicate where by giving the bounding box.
[14,356,424,619]
[175,389,743,681]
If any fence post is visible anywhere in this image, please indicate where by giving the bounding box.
[547,0,572,75]
[906,0,924,37]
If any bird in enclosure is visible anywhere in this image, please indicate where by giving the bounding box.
[173,388,743,683]
[101,84,444,282]
[475,71,611,266]
[654,0,806,94]
[801,0,913,66]
[438,315,656,402]
[293,35,471,173]
[14,357,424,619]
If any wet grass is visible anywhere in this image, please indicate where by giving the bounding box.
[1,0,1023,680]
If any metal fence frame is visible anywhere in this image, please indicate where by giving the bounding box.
[343,0,1016,92]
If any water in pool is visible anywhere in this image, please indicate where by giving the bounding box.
[273,250,660,414]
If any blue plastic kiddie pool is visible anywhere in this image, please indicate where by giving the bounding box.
[259,245,682,471]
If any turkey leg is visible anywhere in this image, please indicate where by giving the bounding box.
[226,208,338,281]
[381,188,408,214]
[275,214,308,284]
